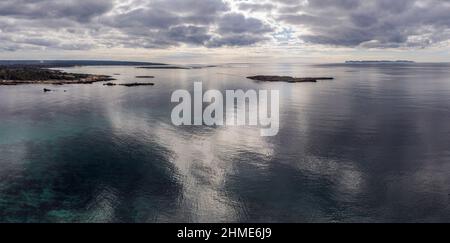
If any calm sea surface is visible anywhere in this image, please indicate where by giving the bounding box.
[0,63,449,222]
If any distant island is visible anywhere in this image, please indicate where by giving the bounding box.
[345,60,416,64]
[247,76,334,83]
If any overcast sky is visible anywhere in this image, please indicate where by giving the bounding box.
[1,0,450,63]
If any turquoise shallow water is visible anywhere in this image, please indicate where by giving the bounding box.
[0,63,449,222]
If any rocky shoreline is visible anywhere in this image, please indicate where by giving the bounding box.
[0,66,114,85]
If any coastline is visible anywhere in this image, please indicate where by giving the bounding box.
[0,66,114,86]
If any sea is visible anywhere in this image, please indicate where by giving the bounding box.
[0,63,449,222]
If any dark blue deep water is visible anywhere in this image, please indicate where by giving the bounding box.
[0,63,449,222]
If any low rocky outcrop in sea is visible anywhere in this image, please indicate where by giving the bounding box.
[247,76,334,83]
[103,82,155,87]
[121,83,155,87]
[135,76,155,78]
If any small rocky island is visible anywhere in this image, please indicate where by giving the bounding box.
[247,75,334,83]
[103,82,155,87]
[0,66,114,85]
[135,76,155,78]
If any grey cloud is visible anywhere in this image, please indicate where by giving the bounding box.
[217,13,273,34]
[104,8,180,29]
[101,0,227,47]
[207,34,269,47]
[206,13,273,47]
[167,26,211,43]
[276,0,450,48]
[22,38,60,47]
[277,14,336,26]
[110,0,230,27]
[307,0,361,10]
[0,0,113,22]
[350,13,378,28]
[0,0,276,50]
[238,2,276,12]
[2,0,450,51]
[274,0,302,5]
[102,1,272,48]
